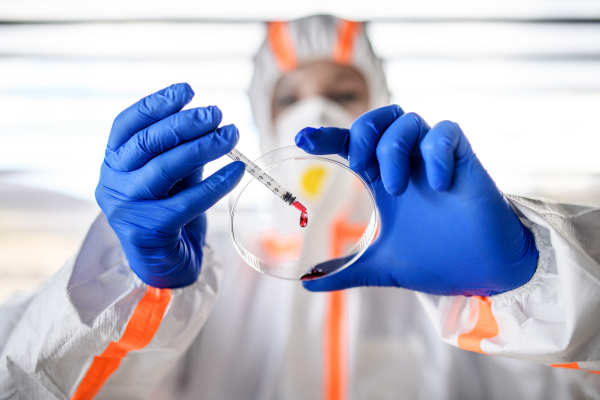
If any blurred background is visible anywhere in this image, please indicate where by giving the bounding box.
[1,0,599,301]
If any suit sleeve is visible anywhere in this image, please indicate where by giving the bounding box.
[416,195,600,374]
[0,214,223,400]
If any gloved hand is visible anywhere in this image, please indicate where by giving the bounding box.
[96,83,244,288]
[296,105,538,296]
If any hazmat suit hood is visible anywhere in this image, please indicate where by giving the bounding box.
[248,14,391,153]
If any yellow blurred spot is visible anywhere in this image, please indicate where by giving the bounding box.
[301,166,328,198]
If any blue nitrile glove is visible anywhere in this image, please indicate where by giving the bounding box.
[296,105,538,296]
[95,83,245,288]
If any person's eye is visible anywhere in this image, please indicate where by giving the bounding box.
[275,95,298,108]
[330,91,359,105]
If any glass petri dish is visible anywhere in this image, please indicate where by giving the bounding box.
[228,146,378,280]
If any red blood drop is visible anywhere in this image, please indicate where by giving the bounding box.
[300,212,308,228]
[292,201,308,228]
[300,268,326,281]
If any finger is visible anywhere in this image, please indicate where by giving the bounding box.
[295,126,381,182]
[375,112,431,196]
[302,267,358,291]
[302,247,397,291]
[183,213,207,254]
[348,105,403,172]
[173,167,206,250]
[294,104,404,167]
[295,127,349,158]
[296,128,379,182]
[106,106,222,172]
[302,251,459,294]
[420,121,473,192]
[168,167,204,197]
[108,83,194,150]
[137,124,239,199]
[170,167,206,249]
[160,161,245,227]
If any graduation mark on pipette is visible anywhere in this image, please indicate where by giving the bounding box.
[227,148,308,227]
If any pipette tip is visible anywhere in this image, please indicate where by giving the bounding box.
[291,201,307,213]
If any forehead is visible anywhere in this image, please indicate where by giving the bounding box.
[274,60,366,93]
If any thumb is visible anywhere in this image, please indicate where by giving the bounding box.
[295,126,350,158]
[301,244,396,291]
[161,161,245,228]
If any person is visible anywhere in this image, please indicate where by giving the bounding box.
[2,15,600,400]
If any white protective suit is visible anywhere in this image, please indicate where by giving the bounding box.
[2,15,600,400]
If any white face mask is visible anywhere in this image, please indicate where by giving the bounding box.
[262,96,356,154]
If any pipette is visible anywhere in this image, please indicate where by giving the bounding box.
[227,148,308,226]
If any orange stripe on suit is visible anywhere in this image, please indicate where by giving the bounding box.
[323,215,368,400]
[551,362,600,375]
[71,287,171,400]
[457,296,499,354]
[268,22,298,71]
[333,20,362,65]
